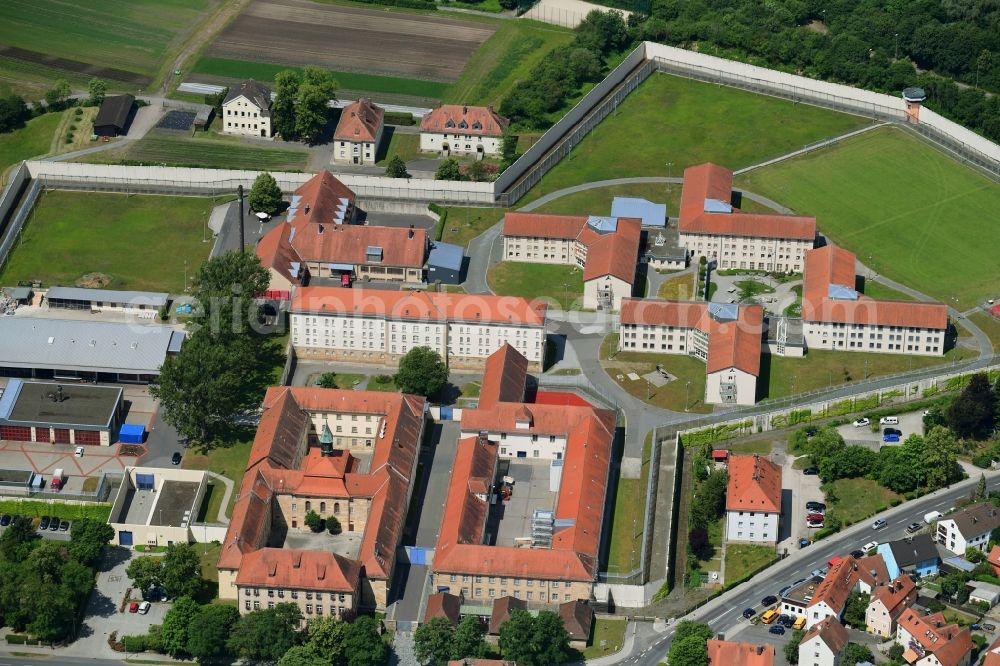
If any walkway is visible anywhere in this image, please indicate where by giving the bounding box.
[205,471,233,524]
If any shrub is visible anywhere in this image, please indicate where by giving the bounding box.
[123,635,147,652]
[384,111,415,126]
[327,516,342,535]
[6,635,27,644]
[304,510,324,532]
[74,107,83,116]
[64,136,73,144]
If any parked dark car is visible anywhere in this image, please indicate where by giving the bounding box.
[0,514,11,527]
[883,427,902,436]
[742,608,756,619]
[803,467,819,475]
[38,516,50,530]
[806,501,826,512]
[779,615,795,627]
[906,522,922,534]
[49,515,61,531]
[850,549,865,559]
[171,452,182,465]
[59,520,70,531]
[769,625,786,635]
[761,595,777,607]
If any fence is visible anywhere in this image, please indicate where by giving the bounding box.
[0,472,119,504]
[0,175,40,273]
[536,372,622,412]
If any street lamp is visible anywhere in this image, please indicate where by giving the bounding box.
[666,162,674,191]
[684,381,691,412]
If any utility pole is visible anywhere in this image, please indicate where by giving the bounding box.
[237,185,246,253]
[894,33,899,61]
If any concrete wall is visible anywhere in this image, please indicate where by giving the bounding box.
[0,163,34,270]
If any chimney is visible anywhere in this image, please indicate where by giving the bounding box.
[463,105,468,114]
[408,225,414,239]
[756,646,765,656]
[305,204,311,214]
[870,569,877,579]
[318,224,324,234]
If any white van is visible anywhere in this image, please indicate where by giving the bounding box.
[879,416,899,425]
[924,511,943,525]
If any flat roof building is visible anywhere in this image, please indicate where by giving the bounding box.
[109,467,213,547]
[45,287,169,315]
[0,378,124,446]
[427,242,465,285]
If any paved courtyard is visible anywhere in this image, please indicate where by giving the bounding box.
[491,460,557,548]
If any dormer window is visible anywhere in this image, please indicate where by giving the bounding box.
[458,120,468,129]
[445,119,455,128]
[472,121,482,130]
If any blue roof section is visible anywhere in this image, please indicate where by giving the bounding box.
[708,302,739,322]
[0,378,24,420]
[286,195,302,222]
[428,242,464,271]
[828,284,859,300]
[704,198,733,214]
[167,331,186,353]
[586,216,618,234]
[611,196,667,227]
[942,556,976,572]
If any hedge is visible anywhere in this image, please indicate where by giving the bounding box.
[384,111,415,126]
[679,420,754,447]
[122,635,147,652]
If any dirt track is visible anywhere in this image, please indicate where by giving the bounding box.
[208,0,495,82]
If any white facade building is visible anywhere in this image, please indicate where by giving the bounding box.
[332,99,384,166]
[935,503,1000,555]
[222,80,272,138]
[798,617,848,666]
[419,105,508,157]
[725,455,781,544]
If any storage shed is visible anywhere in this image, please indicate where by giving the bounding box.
[427,242,464,285]
[94,95,136,137]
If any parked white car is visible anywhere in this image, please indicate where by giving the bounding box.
[862,541,879,553]
[853,418,870,427]
[74,446,85,457]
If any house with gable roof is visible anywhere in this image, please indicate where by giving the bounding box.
[222,79,273,137]
[936,502,1000,554]
[420,104,509,157]
[865,575,917,637]
[798,616,848,666]
[895,609,973,666]
[725,454,781,544]
[332,98,384,165]
[706,639,775,666]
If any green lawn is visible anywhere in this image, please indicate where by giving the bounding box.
[727,439,774,455]
[445,20,574,107]
[762,346,976,400]
[969,312,1000,353]
[0,0,214,89]
[580,619,627,659]
[308,372,364,390]
[0,499,111,523]
[862,281,916,301]
[0,190,215,292]
[460,382,481,398]
[182,439,253,518]
[737,127,1000,309]
[191,56,451,100]
[376,131,421,165]
[199,542,222,584]
[78,130,310,171]
[736,279,775,300]
[606,435,652,575]
[657,273,695,300]
[367,375,399,392]
[724,544,775,584]
[0,112,63,183]
[825,478,901,526]
[440,206,505,248]
[600,333,712,413]
[533,182,679,217]
[487,261,583,310]
[520,73,866,205]
[195,480,225,523]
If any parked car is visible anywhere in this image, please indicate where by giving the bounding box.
[798,538,810,548]
[862,540,879,552]
[769,625,786,635]
[972,624,981,631]
[850,549,865,559]
[128,602,139,613]
[59,520,70,531]
[810,569,824,579]
[138,601,151,615]
[872,519,887,530]
[38,516,50,530]
[984,623,996,632]
[883,427,902,436]
[779,615,795,627]
[807,519,824,528]
[803,467,819,475]
[171,452,182,465]
[906,522,922,534]
[882,433,901,443]
[761,595,777,606]
[806,501,826,512]
[853,418,870,427]
[924,511,944,524]
[742,608,756,619]
[806,512,825,522]
[74,446,85,457]
[49,516,60,531]
[880,416,899,425]
[0,514,10,527]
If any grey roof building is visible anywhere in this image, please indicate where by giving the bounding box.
[888,534,940,567]
[46,287,169,311]
[223,80,272,115]
[427,241,464,285]
[0,378,124,445]
[0,317,183,382]
[94,94,136,137]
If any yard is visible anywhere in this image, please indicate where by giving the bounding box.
[724,544,776,585]
[487,261,583,310]
[579,619,627,660]
[533,182,679,217]
[195,480,225,523]
[824,477,901,526]
[182,438,253,518]
[439,206,504,248]
[605,435,652,576]
[657,273,695,300]
[760,346,976,401]
[367,375,399,393]
[198,542,223,584]
[520,73,866,205]
[0,190,215,292]
[306,372,364,390]
[969,312,1000,354]
[600,333,712,413]
[376,131,421,166]
[862,281,915,301]
[736,127,1000,309]
[0,112,63,183]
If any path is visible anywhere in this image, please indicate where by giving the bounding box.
[158,0,252,97]
[733,122,888,176]
[205,471,233,524]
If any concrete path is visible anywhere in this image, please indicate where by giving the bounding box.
[205,471,233,524]
[462,217,504,294]
[734,122,888,176]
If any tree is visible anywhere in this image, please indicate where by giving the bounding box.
[187,603,239,660]
[843,591,869,628]
[189,250,270,338]
[435,158,463,181]
[385,155,410,178]
[0,515,37,561]
[161,543,203,599]
[0,94,30,133]
[451,615,488,660]
[305,615,348,663]
[272,70,301,139]
[948,372,996,439]
[965,546,986,563]
[530,611,571,666]
[305,510,325,533]
[498,609,536,665]
[279,644,328,666]
[922,426,961,489]
[395,346,448,398]
[342,615,388,666]
[688,527,713,560]
[819,445,878,481]
[87,78,107,106]
[673,621,713,643]
[248,172,283,216]
[842,643,874,666]
[414,616,455,665]
[317,372,339,389]
[162,596,200,656]
[228,603,303,662]
[667,634,709,666]
[205,87,228,118]
[328,515,342,535]
[977,473,988,501]
[499,133,518,168]
[465,160,489,182]
[785,629,805,664]
[887,643,905,663]
[940,571,971,603]
[126,556,163,593]
[44,79,72,109]
[295,83,332,143]
[67,518,114,566]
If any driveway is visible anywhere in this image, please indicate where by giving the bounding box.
[774,445,824,555]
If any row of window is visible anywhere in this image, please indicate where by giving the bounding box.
[226,109,260,118]
[449,575,575,586]
[226,122,261,130]
[457,588,573,601]
[245,600,344,615]
[246,588,345,601]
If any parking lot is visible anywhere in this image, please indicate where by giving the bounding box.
[774,447,825,553]
[727,617,885,664]
[836,411,925,448]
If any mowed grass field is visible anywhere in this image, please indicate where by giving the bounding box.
[487,261,584,310]
[0,112,62,183]
[737,127,1000,309]
[532,182,679,217]
[0,191,215,293]
[521,73,867,204]
[0,0,215,88]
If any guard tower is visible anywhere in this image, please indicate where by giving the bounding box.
[902,87,927,124]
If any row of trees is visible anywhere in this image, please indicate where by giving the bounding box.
[272,66,338,143]
[414,609,572,666]
[126,542,207,600]
[686,444,728,565]
[0,518,114,641]
[0,77,107,135]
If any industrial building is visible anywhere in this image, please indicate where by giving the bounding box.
[109,467,214,547]
[0,379,124,446]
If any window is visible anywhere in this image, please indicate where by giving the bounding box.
[305,501,311,512]
[306,604,313,614]
[316,605,323,615]
[320,502,326,514]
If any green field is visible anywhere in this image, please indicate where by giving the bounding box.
[724,544,775,584]
[0,0,215,91]
[521,73,867,204]
[487,261,583,310]
[533,182,679,217]
[0,112,62,183]
[600,333,712,413]
[657,274,694,300]
[191,57,451,100]
[0,499,111,523]
[737,127,1000,309]
[606,436,652,575]
[861,280,915,302]
[183,439,253,518]
[969,312,1000,354]
[78,130,309,172]
[825,477,901,526]
[580,619,627,659]
[0,190,215,292]
[440,206,505,248]
[376,132,421,165]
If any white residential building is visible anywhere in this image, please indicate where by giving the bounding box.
[865,575,917,637]
[896,609,973,666]
[936,503,1000,555]
[222,80,272,138]
[419,105,508,157]
[332,99,384,166]
[290,287,547,370]
[798,616,848,666]
[725,455,781,544]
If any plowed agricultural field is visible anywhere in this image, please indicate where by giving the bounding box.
[207,0,494,82]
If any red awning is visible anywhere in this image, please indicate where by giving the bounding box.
[711,450,729,460]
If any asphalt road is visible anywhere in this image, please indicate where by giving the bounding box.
[0,658,124,666]
[621,467,1000,666]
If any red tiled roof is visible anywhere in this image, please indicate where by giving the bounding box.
[558,600,594,640]
[808,555,857,614]
[531,391,593,407]
[620,299,763,376]
[235,548,361,593]
[706,639,775,666]
[679,163,816,241]
[489,596,526,635]
[420,104,509,137]
[898,610,972,666]
[291,286,547,327]
[870,575,917,619]
[988,545,1000,576]
[478,344,528,409]
[983,635,1000,666]
[460,401,614,439]
[726,454,781,513]
[334,99,383,143]
[856,553,890,588]
[802,245,947,330]
[800,616,848,656]
[424,592,463,625]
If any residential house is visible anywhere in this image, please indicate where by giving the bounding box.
[488,596,526,643]
[936,503,1000,554]
[865,575,917,637]
[424,592,463,625]
[290,289,547,370]
[854,554,890,594]
[801,245,947,357]
[332,99,384,166]
[895,610,972,666]
[420,104,509,157]
[725,454,781,544]
[706,639,775,666]
[677,163,816,272]
[988,545,1000,576]
[501,212,642,311]
[558,600,594,649]
[619,300,764,406]
[877,535,941,578]
[798,616,849,666]
[804,555,866,629]
[222,80,272,137]
[968,580,1000,608]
